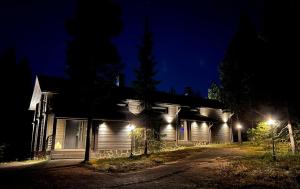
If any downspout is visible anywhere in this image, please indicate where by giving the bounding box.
[208,123,214,144]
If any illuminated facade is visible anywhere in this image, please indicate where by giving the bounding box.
[29,75,233,159]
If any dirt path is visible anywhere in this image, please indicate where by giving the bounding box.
[0,147,245,189]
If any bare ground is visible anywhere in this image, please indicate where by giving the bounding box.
[0,147,294,189]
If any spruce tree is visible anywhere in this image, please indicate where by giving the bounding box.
[65,0,123,162]
[133,17,160,155]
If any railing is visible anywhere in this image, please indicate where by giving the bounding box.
[46,135,53,151]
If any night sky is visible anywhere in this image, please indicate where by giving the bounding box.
[0,0,264,96]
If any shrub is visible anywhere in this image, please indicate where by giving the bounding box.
[247,121,272,146]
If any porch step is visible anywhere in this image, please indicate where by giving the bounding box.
[51,150,85,159]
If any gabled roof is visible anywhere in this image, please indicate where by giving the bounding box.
[29,76,42,110]
[29,75,227,113]
[29,75,69,110]
[118,87,224,109]
[37,75,69,93]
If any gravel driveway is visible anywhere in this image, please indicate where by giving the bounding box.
[0,147,244,189]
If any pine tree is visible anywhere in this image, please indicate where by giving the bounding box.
[219,14,262,118]
[208,82,222,101]
[133,17,160,155]
[65,0,123,162]
[15,57,32,159]
[0,49,32,161]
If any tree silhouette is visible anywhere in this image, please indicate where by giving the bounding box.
[184,86,193,96]
[0,49,32,161]
[219,14,263,120]
[65,0,123,162]
[220,4,300,150]
[0,48,16,161]
[133,17,160,155]
[15,57,32,159]
[208,82,222,101]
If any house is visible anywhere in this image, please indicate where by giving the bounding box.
[29,75,233,159]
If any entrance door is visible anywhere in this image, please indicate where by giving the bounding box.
[179,122,185,140]
[64,120,87,149]
[178,120,191,141]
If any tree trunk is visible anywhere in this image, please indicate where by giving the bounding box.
[287,121,296,154]
[144,123,148,155]
[84,117,92,162]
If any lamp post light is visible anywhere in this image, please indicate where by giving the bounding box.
[267,118,276,161]
[128,124,135,158]
[236,123,242,143]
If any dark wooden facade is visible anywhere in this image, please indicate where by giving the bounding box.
[29,76,233,159]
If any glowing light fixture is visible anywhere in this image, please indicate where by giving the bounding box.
[267,118,275,126]
[127,124,135,131]
[236,123,242,129]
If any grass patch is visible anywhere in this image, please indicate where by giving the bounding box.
[216,143,300,188]
[89,147,203,173]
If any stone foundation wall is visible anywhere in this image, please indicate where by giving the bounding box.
[93,149,144,159]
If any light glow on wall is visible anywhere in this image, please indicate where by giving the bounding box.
[164,115,174,123]
[201,122,208,127]
[222,111,232,123]
[192,121,198,127]
[166,124,172,129]
[99,122,107,131]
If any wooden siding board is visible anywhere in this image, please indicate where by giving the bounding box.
[191,123,209,142]
[211,123,230,143]
[98,121,131,150]
[160,124,176,141]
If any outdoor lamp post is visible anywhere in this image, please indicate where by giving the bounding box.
[236,123,242,143]
[128,124,135,157]
[267,118,276,161]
